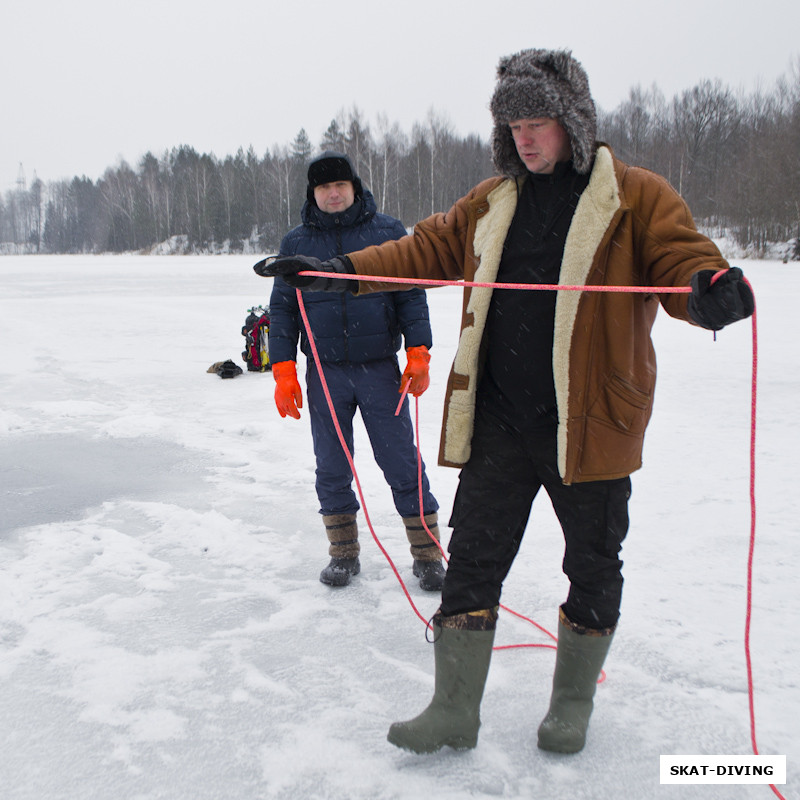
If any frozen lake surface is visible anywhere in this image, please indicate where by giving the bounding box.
[1,255,796,799]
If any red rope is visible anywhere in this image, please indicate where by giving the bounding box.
[294,275,781,795]
[299,270,692,294]
[741,303,783,799]
[745,302,761,755]
[702,274,780,798]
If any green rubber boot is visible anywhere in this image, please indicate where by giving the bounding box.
[537,609,616,753]
[387,608,497,754]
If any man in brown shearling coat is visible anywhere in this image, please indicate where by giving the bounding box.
[257,49,754,756]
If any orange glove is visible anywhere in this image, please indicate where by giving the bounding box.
[400,346,431,397]
[272,361,303,419]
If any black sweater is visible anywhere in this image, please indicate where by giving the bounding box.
[478,162,590,431]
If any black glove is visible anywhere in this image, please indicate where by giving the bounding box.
[687,267,755,331]
[253,254,355,293]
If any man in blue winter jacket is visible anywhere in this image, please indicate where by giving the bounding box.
[267,151,444,590]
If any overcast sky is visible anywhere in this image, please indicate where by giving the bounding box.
[3,0,798,192]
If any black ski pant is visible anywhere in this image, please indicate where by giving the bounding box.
[441,410,631,630]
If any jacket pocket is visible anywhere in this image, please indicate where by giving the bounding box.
[590,373,652,434]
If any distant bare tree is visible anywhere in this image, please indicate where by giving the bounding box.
[373,113,408,217]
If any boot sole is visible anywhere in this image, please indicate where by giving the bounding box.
[387,727,477,754]
[537,725,586,753]
[319,574,352,587]
[538,741,585,754]
[319,558,360,586]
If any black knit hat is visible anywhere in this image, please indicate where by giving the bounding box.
[307,151,355,187]
[490,49,597,176]
[306,151,363,205]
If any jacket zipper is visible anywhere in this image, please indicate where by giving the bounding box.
[335,219,350,362]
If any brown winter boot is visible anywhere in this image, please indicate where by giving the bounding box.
[319,513,360,587]
[387,608,497,753]
[403,512,446,591]
[537,608,616,753]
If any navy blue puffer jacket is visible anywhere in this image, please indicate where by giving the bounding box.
[268,188,432,364]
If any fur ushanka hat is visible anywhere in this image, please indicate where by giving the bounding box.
[490,49,597,176]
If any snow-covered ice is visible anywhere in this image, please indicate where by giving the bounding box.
[1,254,796,799]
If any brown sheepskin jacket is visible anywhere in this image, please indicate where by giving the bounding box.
[347,146,729,484]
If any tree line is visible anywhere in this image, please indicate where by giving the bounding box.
[1,66,798,258]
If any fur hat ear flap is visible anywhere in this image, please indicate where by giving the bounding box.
[490,48,597,175]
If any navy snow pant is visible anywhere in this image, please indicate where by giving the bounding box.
[306,357,438,519]
[441,409,630,630]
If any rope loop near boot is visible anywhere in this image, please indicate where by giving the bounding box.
[424,614,441,644]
